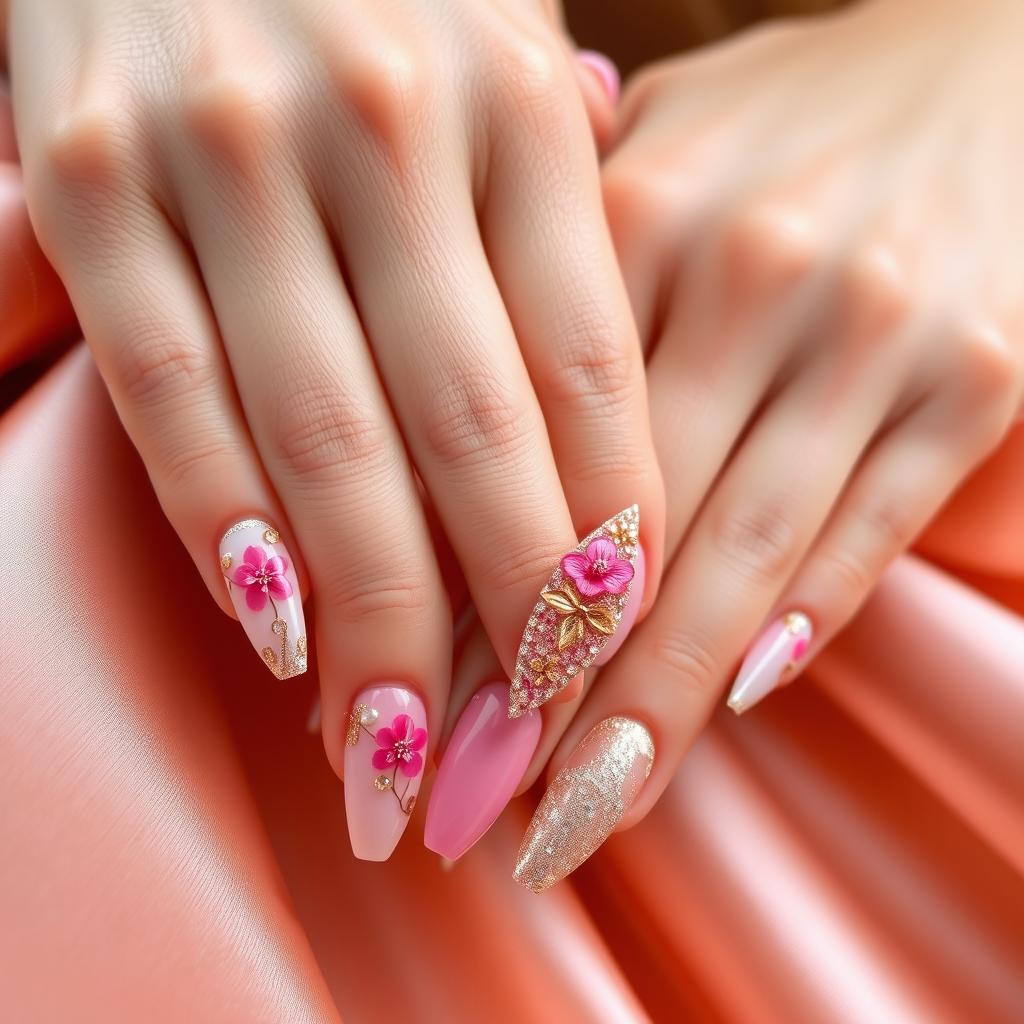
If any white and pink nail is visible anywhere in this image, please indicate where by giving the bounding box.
[727,611,812,715]
[219,519,307,679]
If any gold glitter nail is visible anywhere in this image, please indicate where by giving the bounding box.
[513,717,654,893]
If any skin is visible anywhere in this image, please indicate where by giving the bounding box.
[1,0,664,778]
[545,0,1023,827]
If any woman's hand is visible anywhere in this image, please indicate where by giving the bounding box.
[5,0,663,859]
[516,0,1024,888]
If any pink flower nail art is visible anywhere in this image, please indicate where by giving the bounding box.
[727,611,813,714]
[230,545,293,612]
[371,713,428,778]
[345,686,428,860]
[509,505,640,718]
[219,519,307,680]
[561,537,635,598]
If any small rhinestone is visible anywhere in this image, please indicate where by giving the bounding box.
[220,553,232,570]
[373,774,393,792]
[359,707,379,726]
[263,528,280,544]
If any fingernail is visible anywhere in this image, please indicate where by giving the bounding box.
[577,50,620,104]
[219,519,307,679]
[509,505,640,718]
[592,545,646,667]
[344,684,428,861]
[727,611,813,715]
[424,682,541,860]
[514,717,654,893]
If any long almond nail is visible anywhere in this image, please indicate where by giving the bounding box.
[727,611,813,715]
[424,682,541,860]
[344,684,427,861]
[219,519,307,679]
[514,717,654,893]
[508,505,640,718]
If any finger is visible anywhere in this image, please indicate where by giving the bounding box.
[173,81,448,859]
[733,323,1022,712]
[317,64,639,718]
[22,118,306,677]
[482,42,664,634]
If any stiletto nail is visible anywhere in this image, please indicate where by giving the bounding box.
[508,505,640,718]
[344,684,427,861]
[514,717,654,893]
[577,50,621,104]
[727,611,813,715]
[424,682,541,861]
[219,519,307,679]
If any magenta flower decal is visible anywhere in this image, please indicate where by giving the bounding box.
[372,714,428,778]
[560,537,634,598]
[230,545,293,612]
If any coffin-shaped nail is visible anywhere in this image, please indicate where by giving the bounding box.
[514,717,654,893]
[344,684,427,861]
[508,505,640,718]
[727,611,813,715]
[219,519,307,679]
[424,682,541,860]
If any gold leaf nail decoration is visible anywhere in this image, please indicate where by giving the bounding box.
[508,505,639,718]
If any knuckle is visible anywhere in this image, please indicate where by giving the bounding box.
[545,323,637,413]
[479,543,566,595]
[159,434,246,492]
[495,36,572,135]
[649,626,720,697]
[419,371,532,471]
[711,499,798,585]
[602,158,685,247]
[329,41,429,147]
[116,327,219,408]
[183,72,286,164]
[817,545,874,596]
[271,381,391,480]
[718,202,818,304]
[838,244,912,341]
[42,106,140,194]
[319,564,435,627]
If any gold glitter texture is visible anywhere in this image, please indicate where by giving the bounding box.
[260,618,308,681]
[513,717,654,893]
[508,505,640,718]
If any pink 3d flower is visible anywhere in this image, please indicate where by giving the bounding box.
[560,537,634,598]
[230,545,293,612]
[372,714,428,777]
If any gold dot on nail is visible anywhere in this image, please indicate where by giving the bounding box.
[263,528,280,544]
[373,774,393,792]
[220,553,232,570]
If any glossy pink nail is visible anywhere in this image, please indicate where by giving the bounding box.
[592,545,646,667]
[344,684,427,861]
[424,682,541,861]
[577,50,620,104]
[219,519,307,679]
[727,611,813,715]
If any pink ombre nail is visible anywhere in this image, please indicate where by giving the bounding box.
[592,545,646,667]
[727,611,813,715]
[424,683,541,861]
[344,684,427,861]
[577,50,620,104]
[219,519,307,679]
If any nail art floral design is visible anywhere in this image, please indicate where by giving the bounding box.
[509,506,640,718]
[347,704,426,815]
[220,519,307,680]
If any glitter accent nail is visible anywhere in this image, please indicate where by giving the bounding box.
[513,717,654,892]
[508,506,640,718]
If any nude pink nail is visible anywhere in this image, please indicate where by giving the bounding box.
[344,684,427,861]
[577,50,621,104]
[592,545,646,667]
[219,519,307,679]
[727,611,813,715]
[424,683,541,861]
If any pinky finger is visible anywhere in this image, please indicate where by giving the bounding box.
[728,357,1022,714]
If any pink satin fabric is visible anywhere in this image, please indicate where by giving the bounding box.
[2,115,1023,1024]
